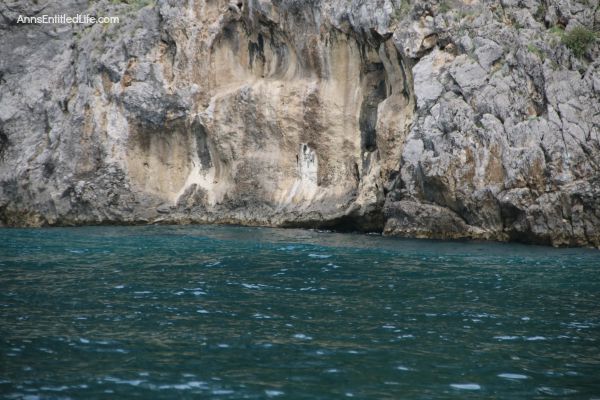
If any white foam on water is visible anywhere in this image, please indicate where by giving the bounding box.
[397,334,415,339]
[67,249,86,254]
[292,334,312,340]
[241,283,263,289]
[566,321,594,329]
[113,349,129,353]
[278,245,299,251]
[169,382,206,390]
[265,389,285,397]
[537,386,578,396]
[494,335,519,340]
[205,261,221,267]
[212,389,234,395]
[39,347,55,354]
[498,373,529,380]
[450,383,481,390]
[39,385,69,392]
[526,336,547,341]
[178,381,206,389]
[308,254,331,259]
[103,377,144,386]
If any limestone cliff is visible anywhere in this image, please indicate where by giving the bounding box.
[0,0,599,247]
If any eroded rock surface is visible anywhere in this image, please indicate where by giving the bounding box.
[0,0,599,247]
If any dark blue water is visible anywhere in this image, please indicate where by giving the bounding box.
[1,225,599,399]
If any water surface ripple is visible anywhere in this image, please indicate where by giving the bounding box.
[1,225,599,399]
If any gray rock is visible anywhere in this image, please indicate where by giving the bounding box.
[413,50,445,109]
[449,55,488,97]
[474,40,504,71]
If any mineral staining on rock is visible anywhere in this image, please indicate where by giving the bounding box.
[0,0,599,247]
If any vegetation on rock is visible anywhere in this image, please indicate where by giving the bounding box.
[561,26,596,58]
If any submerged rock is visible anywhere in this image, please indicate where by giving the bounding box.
[0,0,598,247]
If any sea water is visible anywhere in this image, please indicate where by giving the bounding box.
[1,225,599,399]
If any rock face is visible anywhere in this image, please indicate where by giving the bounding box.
[0,0,599,247]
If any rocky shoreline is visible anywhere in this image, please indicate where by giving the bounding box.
[1,0,599,247]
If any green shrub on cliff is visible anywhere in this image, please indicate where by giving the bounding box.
[562,26,596,58]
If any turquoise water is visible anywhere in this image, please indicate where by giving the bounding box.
[1,225,599,399]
